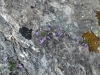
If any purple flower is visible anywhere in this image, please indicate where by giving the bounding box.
[18,64,23,68]
[52,32,56,36]
[58,31,62,36]
[39,28,42,31]
[84,44,89,48]
[40,37,46,44]
[47,36,51,40]
[75,37,80,41]
[76,37,79,40]
[58,28,63,35]
[40,39,44,44]
[3,57,7,61]
[82,43,85,46]
[35,31,38,36]
[59,28,62,31]
[59,33,63,36]
[4,63,8,67]
[76,41,79,44]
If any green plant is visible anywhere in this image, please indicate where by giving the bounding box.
[40,31,47,37]
[8,60,17,71]
[76,37,89,48]
[35,25,66,44]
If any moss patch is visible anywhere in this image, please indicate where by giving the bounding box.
[96,11,100,26]
[82,31,100,53]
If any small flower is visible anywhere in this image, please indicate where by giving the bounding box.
[76,36,79,39]
[3,57,7,61]
[4,63,8,67]
[82,43,85,46]
[40,40,44,44]
[39,27,42,31]
[84,44,89,48]
[40,37,46,44]
[47,36,51,40]
[75,37,80,41]
[58,31,62,36]
[52,32,56,36]
[76,41,79,44]
[59,28,62,31]
[18,64,23,68]
[35,31,38,36]
[59,33,63,36]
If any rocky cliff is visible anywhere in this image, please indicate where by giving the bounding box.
[0,0,100,75]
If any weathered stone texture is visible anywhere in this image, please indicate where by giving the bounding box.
[0,0,100,75]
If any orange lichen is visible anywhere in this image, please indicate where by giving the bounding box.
[82,31,100,53]
[96,11,100,26]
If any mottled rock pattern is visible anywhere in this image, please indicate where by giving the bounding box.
[0,0,100,75]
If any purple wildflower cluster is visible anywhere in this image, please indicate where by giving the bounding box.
[35,24,66,44]
[3,58,23,70]
[75,37,89,48]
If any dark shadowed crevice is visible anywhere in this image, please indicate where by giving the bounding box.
[19,27,32,40]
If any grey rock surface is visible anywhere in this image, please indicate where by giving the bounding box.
[0,0,100,75]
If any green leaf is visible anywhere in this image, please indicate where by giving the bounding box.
[50,29,54,33]
[8,60,17,71]
[84,39,90,44]
[40,31,46,37]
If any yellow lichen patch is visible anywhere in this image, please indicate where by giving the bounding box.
[96,11,100,26]
[82,31,100,53]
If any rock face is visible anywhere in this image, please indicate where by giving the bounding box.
[0,0,100,75]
